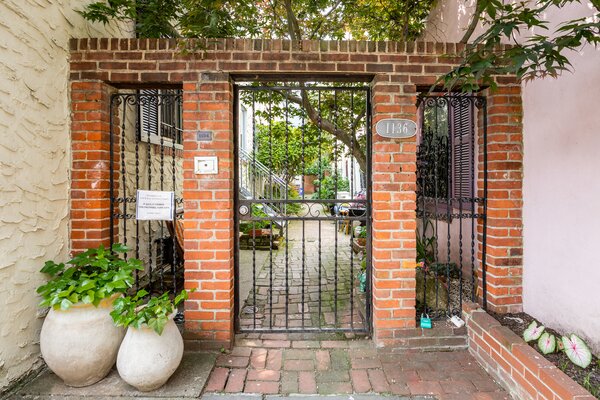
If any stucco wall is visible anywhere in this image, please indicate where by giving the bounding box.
[521,4,600,354]
[425,1,600,353]
[0,1,131,391]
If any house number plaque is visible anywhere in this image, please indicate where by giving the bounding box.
[375,119,417,139]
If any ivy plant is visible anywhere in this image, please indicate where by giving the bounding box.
[37,244,143,310]
[110,289,191,335]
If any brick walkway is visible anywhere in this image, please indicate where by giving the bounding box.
[239,219,366,331]
[204,335,511,400]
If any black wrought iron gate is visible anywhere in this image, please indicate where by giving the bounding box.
[416,95,488,320]
[234,83,371,333]
[109,90,184,297]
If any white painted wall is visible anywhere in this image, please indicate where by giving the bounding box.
[425,0,600,353]
[0,1,131,391]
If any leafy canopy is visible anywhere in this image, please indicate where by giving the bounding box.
[79,0,436,41]
[37,244,143,310]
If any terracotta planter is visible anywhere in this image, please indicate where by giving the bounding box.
[40,294,125,387]
[352,238,367,254]
[116,314,184,392]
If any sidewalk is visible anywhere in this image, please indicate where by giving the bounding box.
[8,337,510,400]
[204,335,511,400]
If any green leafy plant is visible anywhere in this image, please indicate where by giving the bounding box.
[523,321,545,342]
[36,244,143,310]
[416,219,436,267]
[312,174,350,201]
[559,359,570,372]
[524,319,594,369]
[360,254,367,272]
[285,186,302,215]
[305,157,331,176]
[110,289,192,335]
[582,372,600,397]
[240,204,271,234]
[356,226,367,239]
[562,334,593,369]
[537,332,557,355]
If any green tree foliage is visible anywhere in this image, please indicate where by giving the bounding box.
[80,1,435,173]
[242,85,367,172]
[79,0,435,41]
[443,0,600,91]
[254,121,322,184]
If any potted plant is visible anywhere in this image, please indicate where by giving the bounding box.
[358,255,367,293]
[37,244,142,387]
[355,226,367,246]
[111,289,191,392]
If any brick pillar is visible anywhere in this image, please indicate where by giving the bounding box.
[182,74,235,349]
[371,76,418,346]
[478,83,524,313]
[70,81,115,254]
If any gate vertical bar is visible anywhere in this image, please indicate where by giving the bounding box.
[481,98,488,310]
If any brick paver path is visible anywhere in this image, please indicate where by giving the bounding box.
[204,335,511,400]
[239,219,366,331]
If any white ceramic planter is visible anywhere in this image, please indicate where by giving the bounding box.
[116,315,183,392]
[40,294,125,387]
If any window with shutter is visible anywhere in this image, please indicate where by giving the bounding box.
[139,89,182,146]
[450,96,474,200]
[418,94,476,210]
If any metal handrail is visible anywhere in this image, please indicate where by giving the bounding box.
[239,148,289,189]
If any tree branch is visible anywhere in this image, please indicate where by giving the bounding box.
[286,91,367,173]
[283,0,302,40]
[460,0,484,44]
[309,0,343,39]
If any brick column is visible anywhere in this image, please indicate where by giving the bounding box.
[182,74,235,349]
[70,81,115,254]
[371,76,418,346]
[478,83,524,313]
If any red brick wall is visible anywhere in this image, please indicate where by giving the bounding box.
[181,75,236,347]
[69,38,524,348]
[371,75,419,342]
[70,81,116,253]
[479,83,524,313]
[463,302,593,400]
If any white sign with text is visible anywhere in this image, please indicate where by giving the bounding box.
[136,190,174,221]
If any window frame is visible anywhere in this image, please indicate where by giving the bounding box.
[139,89,183,150]
[418,93,477,217]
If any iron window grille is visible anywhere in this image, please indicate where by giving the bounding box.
[419,94,475,208]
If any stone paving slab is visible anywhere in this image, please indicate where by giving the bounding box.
[11,352,216,399]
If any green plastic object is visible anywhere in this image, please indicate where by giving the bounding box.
[420,314,432,329]
[359,272,367,293]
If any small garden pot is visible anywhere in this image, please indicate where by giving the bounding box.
[40,294,125,387]
[116,314,183,392]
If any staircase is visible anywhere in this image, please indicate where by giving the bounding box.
[239,149,290,232]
